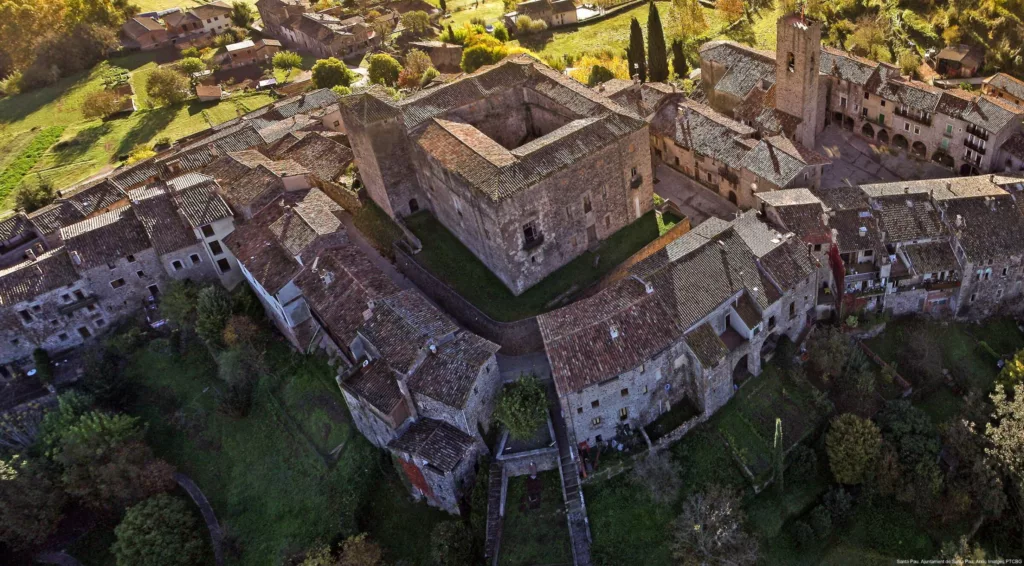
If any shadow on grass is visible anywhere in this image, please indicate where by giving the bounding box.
[50,122,113,162]
[115,104,185,157]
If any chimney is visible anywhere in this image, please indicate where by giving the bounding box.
[609,325,620,340]
[858,226,867,237]
[208,143,218,157]
[70,251,82,265]
[956,214,963,227]
[429,344,437,354]
[25,248,36,261]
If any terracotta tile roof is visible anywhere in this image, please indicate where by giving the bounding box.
[819,47,879,86]
[344,360,405,414]
[271,132,353,182]
[110,160,160,190]
[684,323,728,367]
[740,137,817,187]
[60,208,152,271]
[699,41,776,100]
[873,193,945,242]
[387,418,476,473]
[27,201,84,235]
[360,289,459,375]
[218,164,285,214]
[986,73,1024,100]
[0,248,80,307]
[648,99,755,170]
[902,241,958,275]
[264,89,340,120]
[128,185,198,256]
[409,332,499,409]
[294,244,402,347]
[759,238,815,291]
[937,90,1024,132]
[337,85,402,126]
[57,179,126,217]
[268,189,343,256]
[770,201,831,245]
[172,178,232,228]
[0,213,30,242]
[224,219,300,295]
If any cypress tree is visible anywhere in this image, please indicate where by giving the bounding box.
[647,2,668,82]
[672,39,689,79]
[774,418,785,494]
[628,17,646,82]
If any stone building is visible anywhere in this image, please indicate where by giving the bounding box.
[698,13,1024,177]
[984,73,1024,107]
[255,0,380,59]
[539,212,818,447]
[648,98,827,208]
[509,0,578,28]
[934,44,984,78]
[339,55,655,295]
[407,41,463,73]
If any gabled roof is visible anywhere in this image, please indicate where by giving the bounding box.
[684,322,728,368]
[409,332,500,409]
[0,212,31,242]
[945,195,1024,261]
[698,41,776,100]
[387,418,476,473]
[345,360,405,414]
[872,193,945,243]
[57,178,126,217]
[60,208,152,271]
[985,73,1024,100]
[172,177,233,228]
[128,185,199,256]
[270,132,353,182]
[360,289,459,375]
[902,241,958,275]
[27,201,85,235]
[0,248,80,307]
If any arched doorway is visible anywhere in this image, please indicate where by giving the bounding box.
[877,129,889,144]
[960,163,980,176]
[892,134,909,151]
[732,353,750,384]
[728,191,738,205]
[861,123,875,138]
[911,141,927,159]
[409,198,420,213]
[932,151,954,169]
[844,115,854,130]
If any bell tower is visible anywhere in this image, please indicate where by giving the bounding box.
[775,12,823,148]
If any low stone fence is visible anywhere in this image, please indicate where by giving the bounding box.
[582,413,705,484]
[393,245,544,355]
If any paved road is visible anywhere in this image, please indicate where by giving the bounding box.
[497,352,551,383]
[652,163,740,226]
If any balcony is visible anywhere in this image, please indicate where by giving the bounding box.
[720,328,748,352]
[894,108,932,126]
[964,138,987,154]
[630,174,643,189]
[965,125,989,141]
[522,233,544,251]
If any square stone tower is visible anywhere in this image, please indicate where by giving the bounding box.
[775,13,823,148]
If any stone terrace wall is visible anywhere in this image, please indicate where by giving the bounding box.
[393,245,544,355]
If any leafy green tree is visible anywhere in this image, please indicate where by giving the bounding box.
[81,88,126,119]
[809,505,832,538]
[826,413,881,485]
[273,50,303,81]
[14,178,56,212]
[112,494,206,566]
[161,280,199,328]
[339,533,384,566]
[0,454,66,550]
[178,57,206,78]
[312,57,353,89]
[647,2,668,82]
[332,85,352,96]
[398,49,433,88]
[39,390,94,454]
[230,1,255,28]
[368,53,403,87]
[673,0,707,38]
[996,348,1024,394]
[55,411,174,511]
[877,400,939,469]
[808,325,852,382]
[430,521,474,566]
[986,384,1024,480]
[461,44,504,72]
[145,67,190,106]
[671,484,758,565]
[401,11,431,37]
[627,17,646,82]
[494,374,548,440]
[671,39,689,79]
[180,46,201,58]
[492,21,509,42]
[196,285,233,346]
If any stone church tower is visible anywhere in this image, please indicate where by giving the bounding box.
[775,13,824,148]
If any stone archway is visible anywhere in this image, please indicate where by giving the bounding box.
[877,129,889,144]
[932,151,954,169]
[892,134,909,151]
[409,198,420,213]
[844,115,855,130]
[728,191,738,205]
[911,140,927,159]
[861,123,875,138]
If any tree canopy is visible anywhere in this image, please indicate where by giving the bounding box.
[367,53,403,87]
[494,374,548,440]
[112,494,207,566]
[312,57,353,89]
[826,413,881,485]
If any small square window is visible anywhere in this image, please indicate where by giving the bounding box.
[880,100,886,107]
[18,310,32,322]
[591,400,600,409]
[190,253,201,264]
[209,241,224,255]
[107,261,117,270]
[172,260,184,271]
[591,417,602,426]
[137,270,146,278]
[58,333,68,341]
[78,327,92,338]
[110,278,126,289]
[10,338,19,346]
[74,290,85,300]
[61,293,70,302]
[201,225,216,238]
[217,258,231,273]
[576,407,583,414]
[86,304,97,312]
[32,304,41,312]
[94,318,106,327]
[127,254,136,263]
[619,407,629,420]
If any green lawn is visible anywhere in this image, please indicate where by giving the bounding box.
[403,209,662,321]
[584,474,675,566]
[113,339,444,566]
[351,200,407,259]
[499,472,573,566]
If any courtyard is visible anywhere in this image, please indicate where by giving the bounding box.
[816,126,954,188]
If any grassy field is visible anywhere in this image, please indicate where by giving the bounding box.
[69,339,447,566]
[403,209,662,321]
[499,472,573,566]
[0,48,278,212]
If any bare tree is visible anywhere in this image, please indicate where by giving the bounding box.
[631,449,682,506]
[671,484,758,566]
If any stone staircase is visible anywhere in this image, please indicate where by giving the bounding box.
[556,447,593,566]
[484,462,507,564]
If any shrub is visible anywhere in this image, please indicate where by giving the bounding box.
[420,67,440,88]
[230,1,256,28]
[494,374,548,440]
[809,505,832,538]
[823,486,854,522]
[367,53,403,87]
[792,520,815,547]
[493,22,509,42]
[273,51,303,72]
[127,145,156,164]
[178,57,206,77]
[826,413,881,485]
[787,443,818,482]
[145,68,190,106]
[587,65,616,86]
[397,50,433,88]
[196,286,233,346]
[311,57,353,89]
[14,179,56,212]
[331,85,352,96]
[515,15,548,35]
[112,494,206,566]
[180,47,201,58]
[461,44,505,73]
[82,89,126,119]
